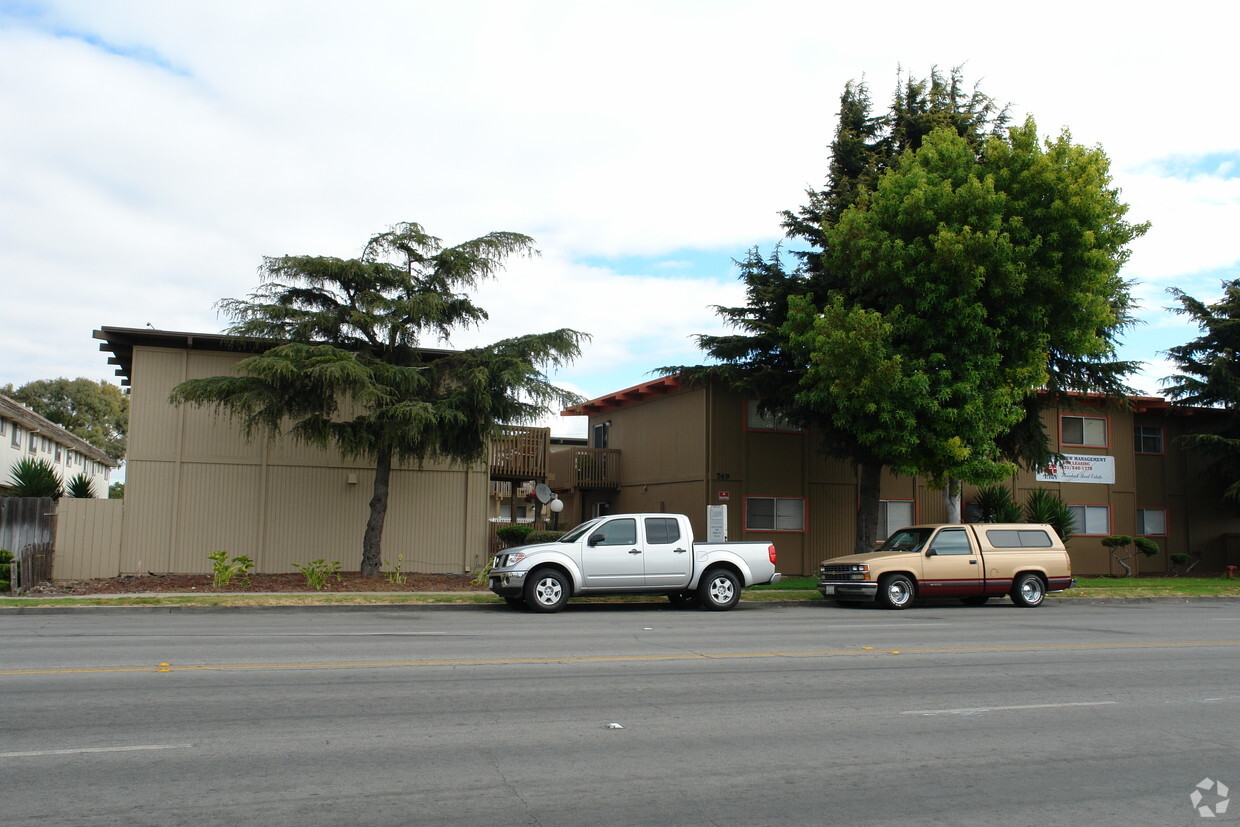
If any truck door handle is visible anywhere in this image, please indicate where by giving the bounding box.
[969,560,977,565]
[673,548,687,553]
[628,549,642,554]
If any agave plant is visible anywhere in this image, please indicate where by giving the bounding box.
[1024,488,1076,543]
[5,458,64,500]
[974,484,1023,523]
[66,473,96,498]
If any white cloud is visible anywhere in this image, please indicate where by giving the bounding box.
[3,0,1239,428]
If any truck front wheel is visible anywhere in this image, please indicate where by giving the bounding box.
[698,569,741,611]
[1010,573,1046,608]
[877,574,915,610]
[524,569,570,613]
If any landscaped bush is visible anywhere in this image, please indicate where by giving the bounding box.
[1,548,12,592]
[525,530,566,544]
[495,525,534,547]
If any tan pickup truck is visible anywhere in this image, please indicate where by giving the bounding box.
[818,523,1074,609]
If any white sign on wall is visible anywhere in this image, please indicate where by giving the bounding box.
[1035,454,1116,485]
[706,505,728,542]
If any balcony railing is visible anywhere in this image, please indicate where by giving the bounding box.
[489,426,550,482]
[549,447,621,489]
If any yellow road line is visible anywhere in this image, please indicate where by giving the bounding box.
[3,639,1239,676]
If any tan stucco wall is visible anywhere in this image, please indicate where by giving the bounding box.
[121,346,489,575]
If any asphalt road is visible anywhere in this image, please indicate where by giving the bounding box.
[3,599,1239,825]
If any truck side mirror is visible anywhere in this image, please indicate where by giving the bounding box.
[588,533,604,547]
[925,548,937,557]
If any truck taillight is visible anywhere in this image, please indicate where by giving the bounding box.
[768,544,777,564]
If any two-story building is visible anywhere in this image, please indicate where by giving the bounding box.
[93,326,557,575]
[557,376,1240,577]
[0,394,117,496]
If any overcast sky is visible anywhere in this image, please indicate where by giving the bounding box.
[2,0,1237,438]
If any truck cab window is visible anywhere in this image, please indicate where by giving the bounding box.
[591,518,637,546]
[644,517,681,544]
[929,529,972,555]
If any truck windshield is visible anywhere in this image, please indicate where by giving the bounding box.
[558,518,602,543]
[879,528,934,552]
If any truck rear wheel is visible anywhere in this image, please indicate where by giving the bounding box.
[1010,573,1046,607]
[523,568,570,613]
[698,569,740,611]
[877,574,915,610]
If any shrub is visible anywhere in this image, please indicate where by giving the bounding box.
[525,530,566,544]
[208,550,254,589]
[293,559,342,590]
[0,548,10,590]
[495,525,534,547]
[1102,534,1160,577]
[383,554,407,585]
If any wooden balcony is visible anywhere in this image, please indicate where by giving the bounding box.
[548,447,621,490]
[489,426,550,482]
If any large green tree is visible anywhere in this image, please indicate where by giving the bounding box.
[1163,280,1240,501]
[783,122,1145,499]
[673,67,1143,553]
[673,69,1016,552]
[170,222,586,575]
[2,377,128,460]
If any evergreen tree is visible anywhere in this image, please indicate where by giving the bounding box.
[675,67,1143,551]
[1163,280,1240,501]
[171,222,586,575]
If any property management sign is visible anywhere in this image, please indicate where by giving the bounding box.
[1035,454,1116,485]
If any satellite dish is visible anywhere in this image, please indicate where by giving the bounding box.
[534,483,553,504]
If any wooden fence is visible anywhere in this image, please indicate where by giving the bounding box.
[1,497,56,594]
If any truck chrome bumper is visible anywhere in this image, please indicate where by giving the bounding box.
[488,570,528,597]
[818,580,878,600]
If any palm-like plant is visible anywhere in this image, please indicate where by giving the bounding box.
[1024,488,1076,543]
[66,473,95,498]
[5,458,64,500]
[974,484,1023,522]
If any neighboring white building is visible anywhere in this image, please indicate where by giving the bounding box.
[0,395,117,497]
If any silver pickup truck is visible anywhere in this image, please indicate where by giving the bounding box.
[489,512,781,612]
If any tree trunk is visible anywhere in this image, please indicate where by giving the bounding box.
[361,447,393,576]
[943,478,962,523]
[855,460,881,555]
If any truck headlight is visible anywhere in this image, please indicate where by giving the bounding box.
[502,552,526,568]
